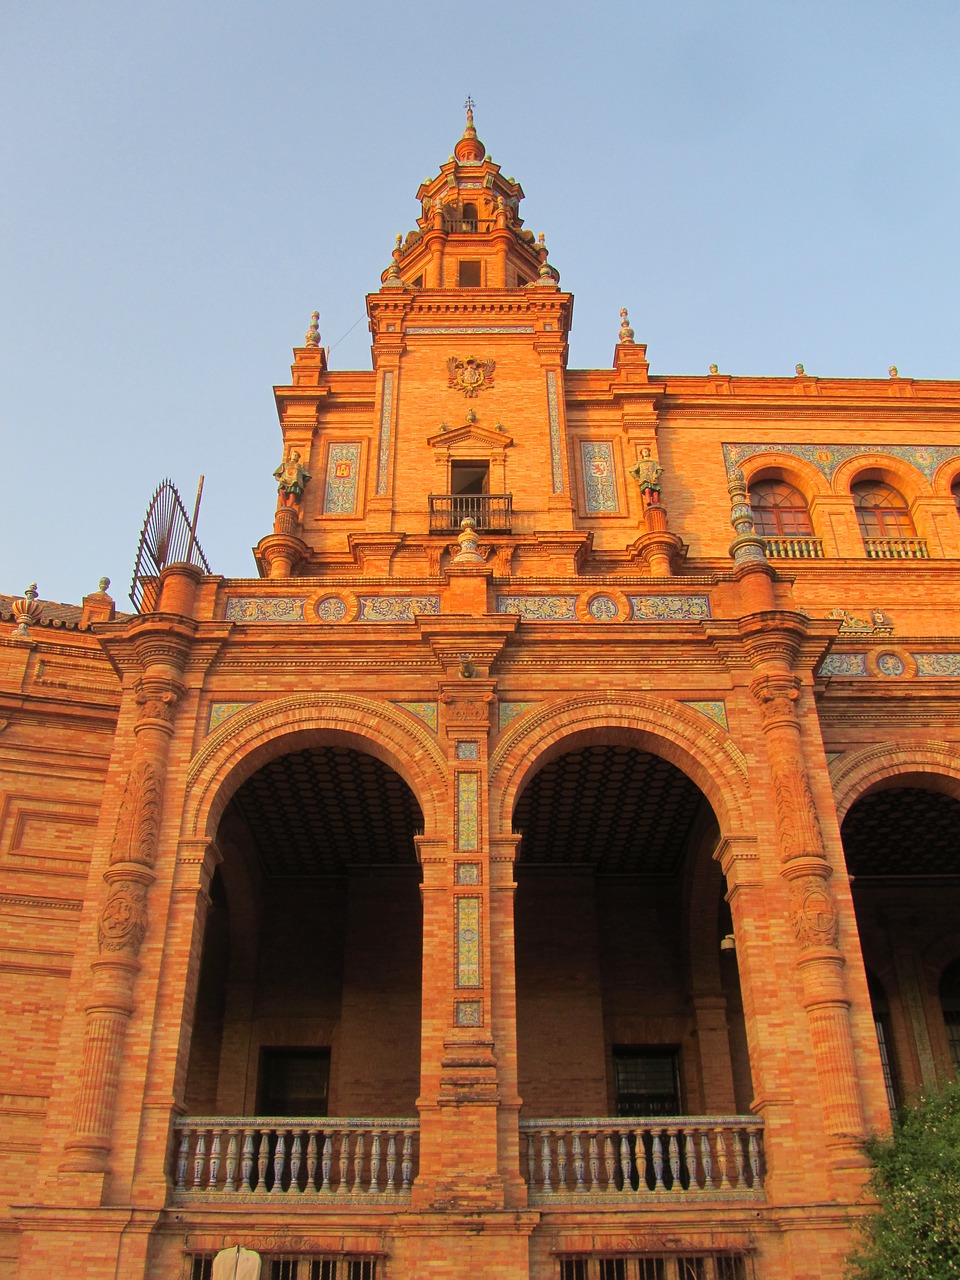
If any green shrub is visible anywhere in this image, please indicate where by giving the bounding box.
[846,1080,960,1279]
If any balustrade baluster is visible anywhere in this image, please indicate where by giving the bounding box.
[556,1134,567,1191]
[272,1128,286,1193]
[540,1132,553,1193]
[353,1132,365,1194]
[603,1134,616,1193]
[619,1132,632,1193]
[193,1130,206,1191]
[386,1133,397,1193]
[225,1130,239,1192]
[241,1129,255,1191]
[683,1130,695,1191]
[526,1133,536,1189]
[733,1128,746,1186]
[290,1130,303,1194]
[307,1131,318,1193]
[652,1131,665,1190]
[176,1128,190,1190]
[401,1130,414,1190]
[369,1131,381,1193]
[748,1129,761,1186]
[321,1134,333,1193]
[338,1131,351,1194]
[209,1129,221,1190]
[700,1131,712,1187]
[572,1133,585,1192]
[588,1133,600,1192]
[668,1129,681,1188]
[256,1128,270,1193]
[715,1128,730,1189]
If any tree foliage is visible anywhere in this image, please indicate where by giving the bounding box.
[846,1080,960,1279]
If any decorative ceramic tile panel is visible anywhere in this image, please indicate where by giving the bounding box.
[497,596,578,621]
[394,701,438,731]
[876,652,907,677]
[376,370,395,495]
[499,702,535,731]
[587,594,619,620]
[316,596,348,622]
[224,597,307,622]
[546,370,564,494]
[681,700,729,730]
[406,325,535,334]
[629,595,711,621]
[456,741,480,760]
[457,773,479,851]
[207,702,255,733]
[455,999,483,1027]
[817,653,868,677]
[723,441,960,484]
[580,441,618,513]
[914,653,960,676]
[324,442,361,514]
[455,863,480,885]
[356,595,441,622]
[456,896,481,987]
[825,752,843,764]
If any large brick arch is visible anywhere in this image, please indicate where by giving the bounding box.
[489,693,753,842]
[829,739,960,824]
[182,693,449,843]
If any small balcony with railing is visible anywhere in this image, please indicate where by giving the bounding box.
[429,492,513,533]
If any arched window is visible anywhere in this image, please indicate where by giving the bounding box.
[951,475,960,515]
[940,958,960,1075]
[461,202,478,232]
[868,973,901,1114]
[748,479,814,537]
[851,480,915,539]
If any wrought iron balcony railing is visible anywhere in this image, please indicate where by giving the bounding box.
[429,493,513,533]
[520,1116,764,1201]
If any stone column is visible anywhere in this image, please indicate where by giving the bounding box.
[750,673,867,1169]
[60,617,192,1173]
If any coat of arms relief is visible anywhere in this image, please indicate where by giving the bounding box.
[447,355,495,397]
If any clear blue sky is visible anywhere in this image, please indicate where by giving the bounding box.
[2,2,958,606]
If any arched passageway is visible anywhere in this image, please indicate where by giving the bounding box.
[511,740,752,1122]
[841,779,960,1104]
[184,743,424,1120]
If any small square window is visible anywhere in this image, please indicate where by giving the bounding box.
[257,1048,330,1117]
[613,1047,681,1116]
[458,260,482,287]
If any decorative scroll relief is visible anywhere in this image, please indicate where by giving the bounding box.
[457,773,479,851]
[681,700,729,731]
[225,598,307,622]
[208,702,255,733]
[629,595,711,621]
[376,370,395,496]
[497,596,577,621]
[915,653,960,676]
[357,596,440,622]
[323,442,361,514]
[499,702,535,731]
[579,441,618,513]
[546,370,564,494]
[97,883,148,955]
[110,760,164,867]
[456,896,481,987]
[394,701,438,732]
[723,441,960,484]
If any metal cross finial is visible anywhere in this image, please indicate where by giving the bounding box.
[464,95,475,112]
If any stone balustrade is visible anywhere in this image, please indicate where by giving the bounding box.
[863,536,928,559]
[763,535,824,559]
[172,1118,418,1197]
[519,1117,764,1200]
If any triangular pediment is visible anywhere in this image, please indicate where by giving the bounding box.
[426,423,514,451]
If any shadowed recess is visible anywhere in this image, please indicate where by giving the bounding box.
[841,786,960,877]
[225,747,423,876]
[513,745,706,876]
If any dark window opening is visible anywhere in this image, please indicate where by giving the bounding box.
[451,461,489,495]
[940,958,960,1075]
[257,1048,330,1117]
[411,274,423,289]
[614,1047,681,1117]
[461,202,479,232]
[868,974,901,1115]
[458,259,482,287]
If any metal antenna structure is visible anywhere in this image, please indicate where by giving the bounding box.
[130,476,211,612]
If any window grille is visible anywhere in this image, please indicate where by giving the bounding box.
[186,1255,376,1280]
[558,1257,748,1280]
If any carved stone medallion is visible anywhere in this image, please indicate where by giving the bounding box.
[447,356,495,398]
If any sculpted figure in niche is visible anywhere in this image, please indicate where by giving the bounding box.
[274,449,311,507]
[629,447,663,503]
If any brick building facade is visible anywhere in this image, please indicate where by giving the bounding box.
[2,109,960,1280]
